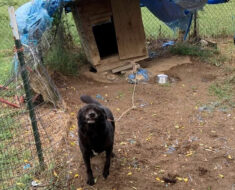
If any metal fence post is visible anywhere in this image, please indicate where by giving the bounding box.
[8,7,45,169]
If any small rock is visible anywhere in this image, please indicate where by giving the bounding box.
[107,74,116,81]
[200,39,208,47]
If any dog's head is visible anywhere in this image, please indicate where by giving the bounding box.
[79,104,107,125]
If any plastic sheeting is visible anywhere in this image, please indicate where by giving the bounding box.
[173,0,207,10]
[128,68,149,84]
[207,0,229,4]
[140,0,229,32]
[15,0,72,45]
[140,0,193,31]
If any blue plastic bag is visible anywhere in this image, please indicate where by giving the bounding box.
[128,68,149,84]
[15,0,72,45]
[15,0,52,45]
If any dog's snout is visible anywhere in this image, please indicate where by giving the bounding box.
[89,112,96,118]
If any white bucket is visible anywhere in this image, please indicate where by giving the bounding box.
[157,74,168,84]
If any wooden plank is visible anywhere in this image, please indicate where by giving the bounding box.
[112,64,133,73]
[73,0,114,66]
[89,11,112,23]
[72,7,93,64]
[96,55,147,72]
[111,0,147,60]
[72,5,101,65]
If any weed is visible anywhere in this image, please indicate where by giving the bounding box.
[209,82,232,100]
[44,18,88,75]
[170,42,227,66]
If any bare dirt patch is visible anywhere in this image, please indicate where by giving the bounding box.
[57,56,235,190]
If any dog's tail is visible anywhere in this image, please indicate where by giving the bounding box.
[80,95,101,105]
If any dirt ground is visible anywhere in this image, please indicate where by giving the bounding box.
[57,47,235,190]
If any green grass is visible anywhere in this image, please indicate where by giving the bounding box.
[141,2,235,38]
[0,111,33,190]
[0,55,12,84]
[209,82,233,100]
[198,2,235,37]
[169,42,227,66]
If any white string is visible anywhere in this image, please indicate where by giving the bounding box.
[115,63,137,122]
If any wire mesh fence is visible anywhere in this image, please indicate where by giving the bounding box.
[141,0,235,39]
[0,0,235,189]
[0,2,70,190]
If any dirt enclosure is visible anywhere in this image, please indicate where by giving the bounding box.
[57,55,235,190]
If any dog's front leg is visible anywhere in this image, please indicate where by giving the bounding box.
[82,152,94,185]
[103,148,112,179]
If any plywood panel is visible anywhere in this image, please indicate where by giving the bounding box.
[73,0,113,65]
[111,0,147,60]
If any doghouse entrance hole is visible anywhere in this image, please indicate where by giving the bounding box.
[92,19,118,59]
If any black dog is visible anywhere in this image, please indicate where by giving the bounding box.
[77,95,115,185]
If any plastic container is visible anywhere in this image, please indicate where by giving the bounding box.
[157,74,168,84]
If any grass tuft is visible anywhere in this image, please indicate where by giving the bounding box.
[170,42,227,66]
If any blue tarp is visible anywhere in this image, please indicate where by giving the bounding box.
[15,0,72,45]
[140,0,195,31]
[172,0,207,10]
[208,0,229,4]
[140,0,229,32]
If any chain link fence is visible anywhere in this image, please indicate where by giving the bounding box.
[0,1,235,189]
[142,0,235,39]
[0,2,70,190]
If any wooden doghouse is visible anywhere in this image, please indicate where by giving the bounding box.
[72,0,148,72]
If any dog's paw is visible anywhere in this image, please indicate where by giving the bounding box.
[87,177,95,186]
[103,169,109,179]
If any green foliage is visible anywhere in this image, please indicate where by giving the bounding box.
[170,42,218,57]
[170,42,227,66]
[0,56,12,84]
[44,15,87,75]
[45,42,87,75]
[209,82,233,100]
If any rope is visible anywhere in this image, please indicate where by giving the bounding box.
[115,62,138,122]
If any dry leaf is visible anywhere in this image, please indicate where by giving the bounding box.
[127,172,132,175]
[155,177,164,183]
[70,112,75,116]
[219,174,224,178]
[186,150,193,157]
[54,171,58,177]
[70,125,76,130]
[183,178,188,182]
[176,177,183,181]
[175,125,180,129]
